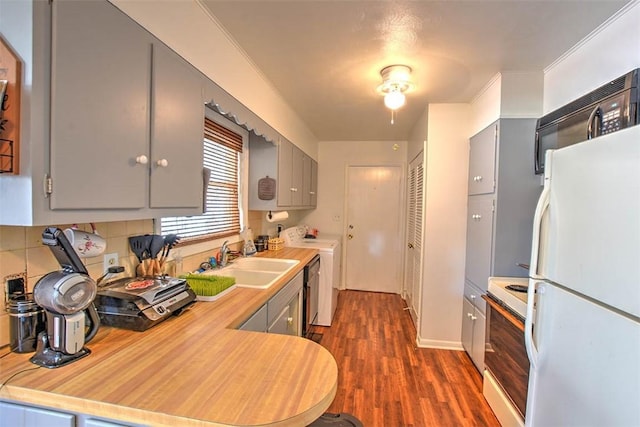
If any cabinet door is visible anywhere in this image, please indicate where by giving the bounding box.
[150,43,204,208]
[277,139,293,206]
[50,0,150,209]
[471,309,486,371]
[302,154,312,206]
[291,145,305,206]
[239,303,267,332]
[0,402,75,427]
[468,123,497,196]
[267,304,292,335]
[310,160,318,207]
[465,196,495,290]
[461,297,474,355]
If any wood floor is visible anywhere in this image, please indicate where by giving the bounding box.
[309,290,500,427]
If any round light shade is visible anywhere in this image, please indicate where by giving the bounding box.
[384,90,406,110]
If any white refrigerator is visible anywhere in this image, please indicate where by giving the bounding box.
[525,125,640,426]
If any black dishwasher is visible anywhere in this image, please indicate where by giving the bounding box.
[303,255,320,338]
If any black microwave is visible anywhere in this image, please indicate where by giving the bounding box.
[535,68,639,174]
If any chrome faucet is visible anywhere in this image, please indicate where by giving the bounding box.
[219,240,229,267]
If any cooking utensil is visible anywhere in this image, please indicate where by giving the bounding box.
[149,235,165,276]
[159,234,180,267]
[128,235,151,276]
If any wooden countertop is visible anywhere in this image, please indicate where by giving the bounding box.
[0,248,336,426]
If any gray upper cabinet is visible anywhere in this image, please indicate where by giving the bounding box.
[468,124,497,196]
[50,0,203,212]
[464,119,541,291]
[149,43,204,209]
[0,0,205,225]
[50,0,151,209]
[277,138,295,206]
[248,134,317,210]
[310,160,318,207]
[277,139,305,207]
[465,195,495,289]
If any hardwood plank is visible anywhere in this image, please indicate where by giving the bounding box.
[311,290,500,427]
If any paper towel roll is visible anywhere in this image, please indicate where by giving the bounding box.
[266,211,289,223]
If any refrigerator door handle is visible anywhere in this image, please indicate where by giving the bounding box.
[530,182,550,278]
[525,280,542,369]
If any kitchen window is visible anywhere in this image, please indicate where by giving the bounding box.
[159,110,248,244]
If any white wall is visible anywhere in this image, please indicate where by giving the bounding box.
[407,106,428,162]
[109,0,318,158]
[300,141,407,237]
[416,104,470,349]
[543,1,640,113]
[469,72,543,137]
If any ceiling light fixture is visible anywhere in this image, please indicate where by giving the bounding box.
[377,64,414,124]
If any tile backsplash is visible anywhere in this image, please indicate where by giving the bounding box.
[0,219,244,349]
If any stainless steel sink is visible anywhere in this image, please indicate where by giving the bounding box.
[201,257,299,289]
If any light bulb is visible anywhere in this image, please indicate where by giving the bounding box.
[384,90,405,110]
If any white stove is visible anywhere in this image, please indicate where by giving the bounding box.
[487,276,529,319]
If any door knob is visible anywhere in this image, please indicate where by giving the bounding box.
[135,155,148,165]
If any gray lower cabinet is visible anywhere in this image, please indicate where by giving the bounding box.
[462,118,541,370]
[239,303,268,332]
[0,401,74,427]
[461,282,486,372]
[267,271,303,336]
[238,271,303,336]
[0,401,142,427]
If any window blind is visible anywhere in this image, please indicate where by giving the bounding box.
[160,118,243,242]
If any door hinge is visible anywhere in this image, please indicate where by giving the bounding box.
[44,174,53,197]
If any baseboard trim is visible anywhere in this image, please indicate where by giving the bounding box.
[415,337,464,350]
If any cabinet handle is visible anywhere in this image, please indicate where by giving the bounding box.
[470,294,476,300]
[156,159,169,168]
[408,243,414,249]
[348,234,353,240]
[473,175,483,182]
[470,315,477,321]
[467,313,473,318]
[290,187,298,192]
[287,317,293,325]
[135,155,148,165]
[309,191,316,195]
[472,214,482,221]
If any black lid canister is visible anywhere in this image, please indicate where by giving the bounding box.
[6,294,46,353]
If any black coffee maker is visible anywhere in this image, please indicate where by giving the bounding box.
[29,227,100,368]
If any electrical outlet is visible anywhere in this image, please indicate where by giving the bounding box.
[103,253,119,272]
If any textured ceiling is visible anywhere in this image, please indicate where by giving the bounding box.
[202,0,630,141]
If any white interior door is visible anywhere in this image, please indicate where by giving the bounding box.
[345,166,403,293]
[405,155,424,324]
